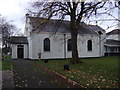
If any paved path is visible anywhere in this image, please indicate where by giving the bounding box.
[12,60,80,88]
[2,70,15,88]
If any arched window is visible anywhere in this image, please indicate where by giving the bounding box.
[87,40,92,51]
[44,38,50,51]
[67,39,72,51]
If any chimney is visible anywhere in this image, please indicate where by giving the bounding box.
[26,13,29,19]
[25,13,30,23]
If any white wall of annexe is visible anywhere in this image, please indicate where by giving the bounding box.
[12,44,28,59]
[28,32,104,60]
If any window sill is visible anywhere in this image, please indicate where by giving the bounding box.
[44,51,51,53]
[88,51,92,52]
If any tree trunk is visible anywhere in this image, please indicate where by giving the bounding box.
[70,17,82,64]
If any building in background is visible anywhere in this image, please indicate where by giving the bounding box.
[104,29,120,56]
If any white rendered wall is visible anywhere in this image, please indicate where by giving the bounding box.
[30,33,65,59]
[27,37,33,59]
[24,18,32,37]
[78,34,100,57]
[12,44,17,58]
[29,32,103,59]
[101,33,106,56]
[65,34,102,58]
[24,44,28,58]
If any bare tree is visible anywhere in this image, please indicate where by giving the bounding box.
[29,0,119,64]
[0,15,17,54]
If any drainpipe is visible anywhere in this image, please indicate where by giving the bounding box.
[98,35,101,57]
[106,46,108,56]
[64,33,66,59]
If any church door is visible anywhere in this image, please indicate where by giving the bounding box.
[17,45,24,58]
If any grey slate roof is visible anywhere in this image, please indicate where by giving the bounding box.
[29,17,103,35]
[107,29,120,35]
[104,39,120,46]
[89,25,105,32]
[10,36,28,44]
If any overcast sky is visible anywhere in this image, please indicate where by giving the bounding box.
[0,0,119,34]
[0,0,33,34]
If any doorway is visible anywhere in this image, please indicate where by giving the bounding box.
[17,45,24,58]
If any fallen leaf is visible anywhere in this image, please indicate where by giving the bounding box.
[102,79,105,82]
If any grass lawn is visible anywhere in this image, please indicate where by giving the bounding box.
[2,55,12,60]
[2,61,13,70]
[35,56,119,88]
[1,55,12,70]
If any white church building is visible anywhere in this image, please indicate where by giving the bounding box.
[11,14,107,60]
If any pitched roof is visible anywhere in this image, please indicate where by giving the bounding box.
[10,36,28,44]
[28,17,104,35]
[107,29,120,35]
[104,39,120,46]
[89,25,105,32]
